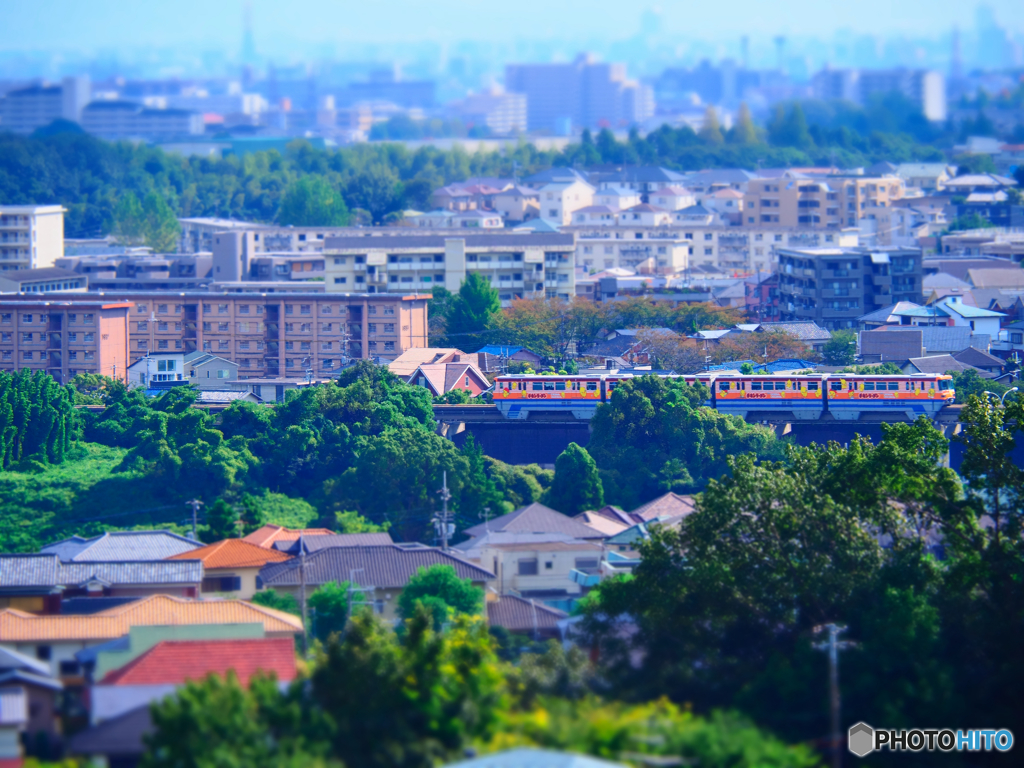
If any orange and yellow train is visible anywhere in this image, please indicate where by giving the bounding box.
[492,372,954,421]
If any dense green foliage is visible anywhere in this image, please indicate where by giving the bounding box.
[144,610,816,768]
[821,329,856,366]
[251,588,301,617]
[0,370,74,471]
[946,367,1014,404]
[0,104,954,238]
[397,564,484,628]
[111,191,180,252]
[583,413,1024,752]
[278,176,350,226]
[587,376,782,509]
[545,443,604,516]
[308,581,353,643]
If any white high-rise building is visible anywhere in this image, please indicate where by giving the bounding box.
[0,206,66,271]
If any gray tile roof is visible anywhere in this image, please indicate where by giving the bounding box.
[324,233,574,251]
[906,355,993,376]
[258,545,494,589]
[271,532,395,554]
[487,594,567,634]
[0,555,203,590]
[630,492,697,522]
[462,503,605,540]
[952,346,1005,368]
[42,531,202,562]
[757,321,833,341]
[67,705,153,760]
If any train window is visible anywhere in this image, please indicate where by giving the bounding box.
[863,382,875,391]
[586,382,597,391]
[775,381,787,390]
[940,380,952,390]
[808,382,819,391]
[830,381,843,391]
[544,382,555,391]
[720,382,731,391]
[555,381,566,391]
[751,381,762,391]
[888,382,899,391]
[532,382,543,391]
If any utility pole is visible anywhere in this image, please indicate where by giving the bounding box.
[299,533,308,655]
[435,471,453,551]
[813,623,856,768]
[185,499,203,540]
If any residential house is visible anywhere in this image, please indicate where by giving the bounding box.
[476,345,545,367]
[896,163,956,193]
[409,359,491,397]
[0,594,303,681]
[41,531,202,562]
[453,532,605,607]
[258,545,495,622]
[750,321,833,353]
[616,203,672,227]
[951,346,1005,374]
[537,181,595,226]
[67,704,153,768]
[901,355,994,377]
[0,647,62,764]
[241,525,337,550]
[493,186,540,224]
[90,638,296,723]
[461,503,609,542]
[571,205,619,226]
[630,492,697,522]
[270,532,395,554]
[593,187,643,210]
[167,539,292,599]
[648,186,696,211]
[0,556,204,614]
[574,507,632,537]
[486,594,567,640]
[388,347,469,380]
[126,351,238,390]
[942,174,1018,196]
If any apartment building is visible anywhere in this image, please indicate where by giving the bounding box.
[323,233,577,303]
[537,180,595,225]
[0,299,131,383]
[0,206,66,271]
[568,223,860,275]
[743,175,906,230]
[80,101,204,141]
[0,76,89,134]
[0,268,86,294]
[0,291,429,376]
[777,246,923,330]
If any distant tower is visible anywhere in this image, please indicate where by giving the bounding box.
[774,35,786,73]
[241,0,257,65]
[950,26,963,80]
[741,36,750,70]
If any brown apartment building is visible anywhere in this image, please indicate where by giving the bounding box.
[0,299,131,383]
[744,175,905,229]
[0,292,429,380]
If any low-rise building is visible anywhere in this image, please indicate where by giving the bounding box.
[0,267,86,294]
[0,205,66,271]
[323,233,576,304]
[126,351,238,389]
[0,647,62,764]
[168,539,292,600]
[0,299,132,384]
[536,180,595,225]
[258,545,495,622]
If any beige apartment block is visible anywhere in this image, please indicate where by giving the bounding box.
[0,291,429,376]
[0,205,65,271]
[323,233,577,304]
[537,180,595,225]
[569,223,861,275]
[0,299,132,383]
[743,175,906,230]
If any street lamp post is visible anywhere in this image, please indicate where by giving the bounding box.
[984,387,1018,407]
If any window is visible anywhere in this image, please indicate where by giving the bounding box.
[384,323,394,333]
[137,321,148,331]
[384,341,394,351]
[202,576,242,592]
[368,306,377,315]
[84,351,94,360]
[137,341,147,351]
[218,341,229,350]
[21,333,32,343]
[84,333,94,342]
[157,340,168,350]
[202,322,211,332]
[368,324,376,333]
[239,305,250,314]
[321,306,332,314]
[518,559,538,576]
[157,304,168,314]
[137,304,148,313]
[21,314,33,324]
[157,321,168,331]
[300,305,311,315]
[35,645,51,661]
[285,305,294,315]
[202,304,212,313]
[704,248,713,255]
[0,314,9,324]
[218,304,229,314]
[59,660,81,676]
[383,306,395,315]
[21,351,33,361]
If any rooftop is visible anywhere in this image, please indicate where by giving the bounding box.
[241,525,337,549]
[0,555,202,590]
[41,530,202,562]
[462,503,605,540]
[0,594,303,642]
[99,638,296,686]
[167,539,292,569]
[487,595,567,635]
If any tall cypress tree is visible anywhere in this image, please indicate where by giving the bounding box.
[545,442,604,517]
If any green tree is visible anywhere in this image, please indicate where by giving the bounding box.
[310,609,506,768]
[459,435,506,522]
[278,177,350,226]
[698,106,724,144]
[397,564,484,628]
[822,329,857,366]
[947,368,1009,404]
[252,589,301,616]
[111,192,147,246]
[335,510,388,533]
[143,672,326,768]
[345,165,402,224]
[729,102,758,144]
[544,443,604,516]
[308,581,353,643]
[203,498,242,543]
[141,191,181,253]
[446,273,500,351]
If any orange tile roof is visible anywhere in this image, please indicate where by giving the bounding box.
[241,525,336,549]
[100,638,296,686]
[167,539,292,569]
[0,594,302,642]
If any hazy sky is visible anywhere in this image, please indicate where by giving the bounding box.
[3,0,1022,52]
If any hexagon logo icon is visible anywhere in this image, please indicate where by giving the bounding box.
[848,722,874,757]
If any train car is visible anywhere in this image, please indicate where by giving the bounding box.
[824,374,954,420]
[492,374,604,420]
[713,374,827,420]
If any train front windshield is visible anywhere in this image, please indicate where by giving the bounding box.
[940,380,953,391]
